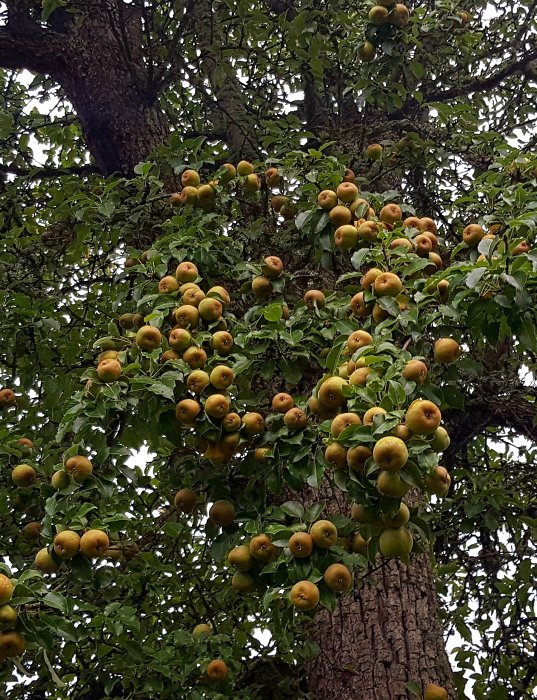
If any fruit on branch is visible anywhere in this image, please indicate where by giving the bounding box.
[365,143,383,160]
[205,394,231,419]
[368,5,390,24]
[390,237,413,250]
[377,471,411,498]
[241,412,265,436]
[272,393,294,413]
[176,261,199,283]
[346,330,373,352]
[382,502,410,528]
[183,286,205,307]
[183,346,208,369]
[379,526,413,557]
[174,305,199,328]
[35,548,58,573]
[181,169,200,187]
[169,328,191,353]
[357,221,380,242]
[329,205,352,226]
[361,267,383,290]
[250,534,278,562]
[211,331,234,354]
[363,406,387,425]
[177,186,198,205]
[512,240,530,255]
[11,464,36,487]
[192,623,213,637]
[159,276,180,294]
[161,350,180,363]
[304,289,326,309]
[310,520,338,549]
[232,571,256,592]
[22,521,41,540]
[207,659,228,681]
[222,413,241,432]
[380,203,403,224]
[430,426,450,452]
[65,455,94,484]
[80,530,109,557]
[351,532,368,554]
[462,224,484,246]
[347,445,372,472]
[330,412,362,438]
[373,436,409,471]
[425,466,451,497]
[265,167,281,188]
[325,442,348,469]
[317,190,338,210]
[209,500,236,527]
[271,194,288,212]
[424,683,448,699]
[405,400,441,435]
[210,366,235,390]
[174,488,198,513]
[350,292,372,318]
[393,424,411,441]
[228,545,253,571]
[323,563,352,592]
[0,631,25,658]
[335,224,359,249]
[373,272,403,297]
[318,376,348,408]
[0,605,17,630]
[176,399,201,424]
[252,276,273,299]
[336,182,359,203]
[136,326,162,352]
[262,256,284,278]
[414,234,433,257]
[402,359,428,384]
[237,160,254,176]
[434,338,460,364]
[288,532,314,558]
[358,41,376,61]
[389,4,410,27]
[51,470,70,489]
[0,575,14,606]
[290,580,320,611]
[243,174,261,193]
[280,201,298,220]
[96,359,122,382]
[283,407,308,430]
[16,438,34,450]
[53,530,81,559]
[220,163,236,182]
[0,388,17,409]
[197,184,216,206]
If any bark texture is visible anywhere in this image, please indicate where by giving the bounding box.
[0,2,169,175]
[308,556,454,699]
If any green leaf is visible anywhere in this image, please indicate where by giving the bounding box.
[280,501,305,519]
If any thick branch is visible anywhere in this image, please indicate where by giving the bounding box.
[426,50,537,102]
[0,24,62,73]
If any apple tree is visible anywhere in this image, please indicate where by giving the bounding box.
[0,1,536,699]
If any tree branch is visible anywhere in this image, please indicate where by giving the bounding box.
[0,19,63,74]
[425,50,537,102]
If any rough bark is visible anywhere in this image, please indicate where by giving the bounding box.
[284,482,456,700]
[0,2,169,175]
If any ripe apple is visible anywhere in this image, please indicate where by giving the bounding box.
[325,443,348,469]
[283,407,308,431]
[209,500,236,527]
[80,529,109,557]
[53,530,81,559]
[241,412,265,436]
[402,359,428,384]
[210,331,234,355]
[323,563,352,592]
[0,575,14,606]
[365,143,383,160]
[181,169,200,187]
[175,399,201,423]
[347,445,372,472]
[317,190,338,210]
[96,358,121,382]
[204,394,231,419]
[288,532,314,558]
[405,399,441,435]
[462,224,484,246]
[175,261,198,283]
[358,41,376,61]
[271,393,294,413]
[382,503,410,528]
[318,377,347,408]
[262,255,284,278]
[363,406,387,425]
[182,346,207,369]
[0,631,25,657]
[207,659,228,681]
[290,580,320,611]
[228,544,253,571]
[237,160,254,176]
[174,305,199,328]
[35,548,58,573]
[424,683,448,700]
[135,326,162,352]
[11,464,36,487]
[249,534,278,562]
[174,488,197,513]
[310,520,338,549]
[434,338,460,364]
[373,436,409,471]
[379,526,413,557]
[374,271,403,297]
[304,289,326,309]
[331,412,361,437]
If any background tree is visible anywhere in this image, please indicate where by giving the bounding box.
[1,1,536,699]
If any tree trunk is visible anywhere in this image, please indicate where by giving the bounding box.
[291,484,456,699]
[307,556,454,699]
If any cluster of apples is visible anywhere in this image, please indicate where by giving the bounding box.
[34,525,111,575]
[168,162,294,217]
[359,1,411,62]
[227,519,353,612]
[0,573,25,661]
[250,255,288,301]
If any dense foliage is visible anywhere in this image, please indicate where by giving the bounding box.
[1,1,537,699]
